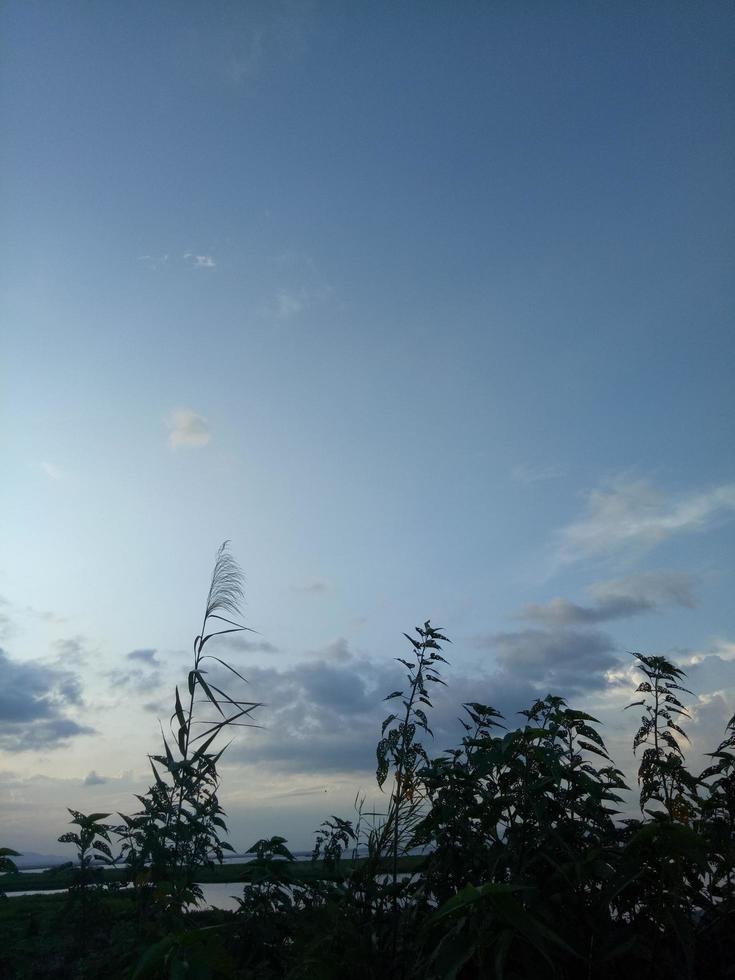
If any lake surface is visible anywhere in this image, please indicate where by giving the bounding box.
[5,848,422,909]
[6,882,241,910]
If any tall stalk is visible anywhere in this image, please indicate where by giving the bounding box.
[168,543,260,872]
[377,621,448,965]
[119,542,262,914]
[626,652,694,815]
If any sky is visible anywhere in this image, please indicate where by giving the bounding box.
[1,1,734,857]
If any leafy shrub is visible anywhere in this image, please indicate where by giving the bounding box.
[19,548,733,980]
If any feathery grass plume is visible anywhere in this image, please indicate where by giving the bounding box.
[203,540,245,623]
[118,541,262,924]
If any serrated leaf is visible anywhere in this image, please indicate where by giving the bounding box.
[578,740,610,760]
[382,714,397,735]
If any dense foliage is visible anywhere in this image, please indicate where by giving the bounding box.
[1,545,734,979]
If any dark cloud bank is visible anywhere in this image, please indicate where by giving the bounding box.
[0,648,94,751]
[225,629,624,777]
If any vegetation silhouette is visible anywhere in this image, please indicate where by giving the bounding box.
[1,543,734,979]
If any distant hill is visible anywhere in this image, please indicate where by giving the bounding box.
[12,852,70,870]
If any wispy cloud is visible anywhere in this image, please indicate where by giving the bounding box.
[220,636,281,655]
[0,612,15,641]
[184,253,216,269]
[166,408,211,449]
[291,579,329,595]
[0,600,68,641]
[142,700,167,715]
[137,253,169,270]
[556,477,735,564]
[264,283,333,321]
[39,461,64,481]
[105,648,163,696]
[126,648,159,666]
[53,636,91,666]
[273,289,306,319]
[214,2,312,85]
[516,571,697,626]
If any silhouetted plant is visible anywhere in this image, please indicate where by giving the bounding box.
[416,694,628,978]
[57,809,114,892]
[377,622,448,886]
[626,652,698,816]
[119,542,261,919]
[15,559,735,980]
[700,711,735,899]
[610,654,706,979]
[0,847,20,899]
[312,815,357,870]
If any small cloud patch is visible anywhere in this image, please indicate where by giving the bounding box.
[220,636,280,655]
[40,462,64,481]
[166,408,211,449]
[184,253,216,269]
[126,648,159,666]
[83,771,107,786]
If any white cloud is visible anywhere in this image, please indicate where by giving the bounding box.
[274,289,305,319]
[39,462,63,481]
[166,408,211,450]
[184,253,216,269]
[265,283,334,321]
[556,477,735,563]
[680,637,735,668]
[137,253,169,270]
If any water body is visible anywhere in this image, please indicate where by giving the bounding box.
[8,882,250,911]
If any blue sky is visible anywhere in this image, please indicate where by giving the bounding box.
[1,1,734,854]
